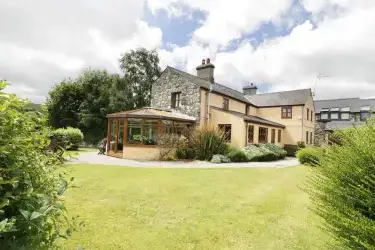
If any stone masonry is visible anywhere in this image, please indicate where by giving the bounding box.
[151,67,201,122]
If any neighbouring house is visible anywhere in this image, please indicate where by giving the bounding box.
[314,98,375,145]
[106,59,315,160]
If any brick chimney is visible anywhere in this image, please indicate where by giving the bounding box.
[196,58,215,83]
[243,83,257,96]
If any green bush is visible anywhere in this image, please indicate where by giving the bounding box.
[306,119,375,249]
[0,81,78,248]
[227,149,248,162]
[192,126,228,161]
[52,127,84,150]
[263,143,287,159]
[243,144,263,161]
[211,154,231,164]
[296,147,324,166]
[176,147,197,160]
[284,144,298,156]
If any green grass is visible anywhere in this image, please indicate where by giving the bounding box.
[61,165,333,250]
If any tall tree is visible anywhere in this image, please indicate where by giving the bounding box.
[46,80,84,128]
[119,48,162,108]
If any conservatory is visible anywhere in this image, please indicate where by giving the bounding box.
[106,107,196,160]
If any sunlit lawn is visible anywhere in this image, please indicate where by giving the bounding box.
[61,164,333,250]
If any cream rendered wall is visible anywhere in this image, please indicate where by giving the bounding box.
[123,146,160,160]
[257,106,304,145]
[247,105,258,116]
[210,92,246,114]
[302,94,315,145]
[210,108,246,148]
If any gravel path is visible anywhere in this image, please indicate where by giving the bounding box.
[68,152,299,168]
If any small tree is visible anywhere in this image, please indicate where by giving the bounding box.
[0,80,78,248]
[306,119,375,249]
[158,134,187,160]
[193,126,228,161]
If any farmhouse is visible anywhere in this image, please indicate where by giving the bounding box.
[106,59,315,160]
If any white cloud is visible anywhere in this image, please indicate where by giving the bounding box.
[158,0,375,99]
[0,0,162,103]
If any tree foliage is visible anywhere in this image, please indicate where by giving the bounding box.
[119,48,162,108]
[46,48,162,144]
[0,80,77,249]
[307,120,375,249]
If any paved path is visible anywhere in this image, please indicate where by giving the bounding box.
[68,152,299,168]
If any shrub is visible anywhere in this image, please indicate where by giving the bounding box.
[284,144,298,156]
[243,144,264,161]
[0,81,78,248]
[158,134,187,160]
[211,154,231,164]
[227,149,248,162]
[51,127,84,150]
[296,147,324,166]
[176,147,196,160]
[192,126,228,161]
[297,141,306,150]
[306,119,375,249]
[263,143,287,159]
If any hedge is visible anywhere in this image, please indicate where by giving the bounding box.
[51,127,84,150]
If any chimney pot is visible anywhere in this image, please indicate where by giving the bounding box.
[202,59,206,65]
[196,59,215,83]
[207,58,211,64]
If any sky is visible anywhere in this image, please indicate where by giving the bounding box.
[1,0,375,103]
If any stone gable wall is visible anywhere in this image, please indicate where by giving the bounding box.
[151,68,201,122]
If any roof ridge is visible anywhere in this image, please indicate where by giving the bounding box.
[314,97,360,101]
[247,88,311,96]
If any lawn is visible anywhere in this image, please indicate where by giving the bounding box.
[61,164,333,250]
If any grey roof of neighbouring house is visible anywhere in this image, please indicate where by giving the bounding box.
[244,89,312,107]
[211,106,285,128]
[314,98,375,113]
[324,120,365,130]
[166,66,310,106]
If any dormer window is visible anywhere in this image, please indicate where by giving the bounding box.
[171,92,181,108]
[340,107,350,120]
[320,108,329,120]
[330,107,339,120]
[360,106,371,121]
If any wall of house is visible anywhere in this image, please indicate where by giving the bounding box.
[302,94,315,145]
[257,106,304,145]
[151,67,201,122]
[209,92,246,114]
[209,108,246,148]
[247,105,258,116]
[123,146,160,160]
[200,89,207,126]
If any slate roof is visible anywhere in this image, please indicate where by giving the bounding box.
[211,106,285,128]
[106,107,196,122]
[167,66,251,103]
[324,120,365,130]
[314,98,375,113]
[245,89,312,107]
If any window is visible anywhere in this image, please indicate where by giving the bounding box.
[281,106,292,118]
[219,124,232,142]
[330,107,340,112]
[248,125,254,143]
[310,132,313,145]
[321,113,328,120]
[143,120,158,145]
[271,129,276,143]
[341,107,350,112]
[306,131,309,144]
[315,114,320,120]
[307,108,309,120]
[361,105,371,111]
[223,97,229,111]
[311,111,313,121]
[360,112,371,121]
[259,127,268,143]
[330,113,339,120]
[127,119,142,144]
[278,130,282,143]
[341,113,350,120]
[171,92,181,108]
